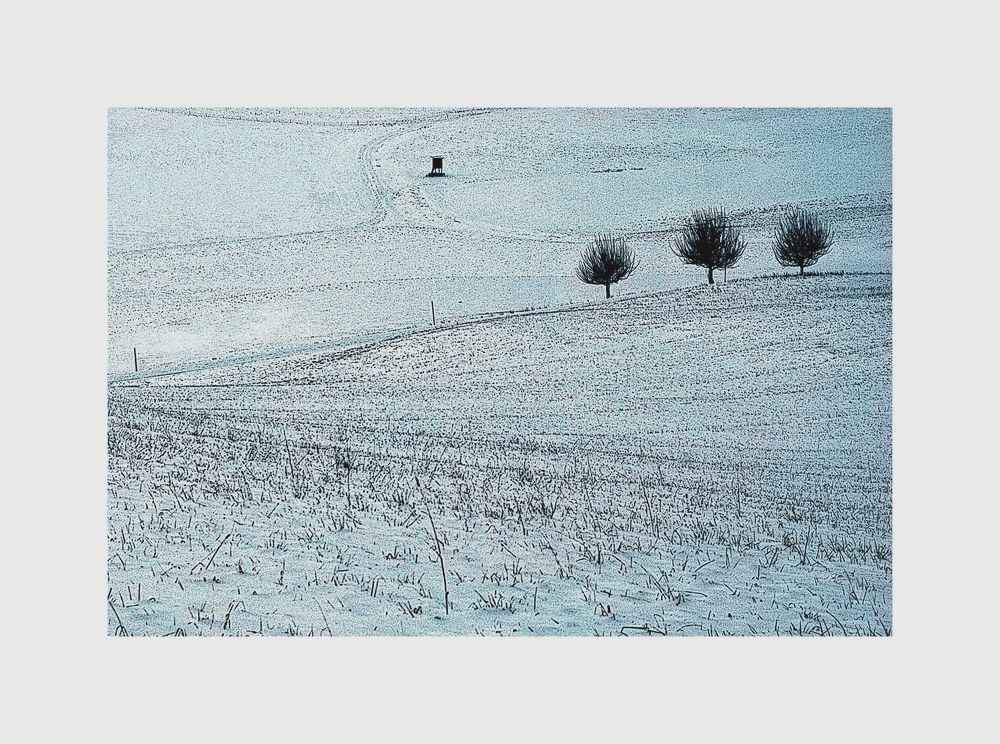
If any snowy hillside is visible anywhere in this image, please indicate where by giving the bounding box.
[108,273,891,636]
[108,108,891,378]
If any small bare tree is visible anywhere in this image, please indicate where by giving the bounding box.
[672,208,746,284]
[575,234,638,299]
[773,207,835,274]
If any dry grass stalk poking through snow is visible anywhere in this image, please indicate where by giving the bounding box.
[107,274,891,636]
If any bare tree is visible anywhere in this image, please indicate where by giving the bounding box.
[671,208,746,284]
[575,234,638,299]
[773,207,835,275]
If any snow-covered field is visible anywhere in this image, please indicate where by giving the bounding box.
[108,108,891,635]
[108,108,890,377]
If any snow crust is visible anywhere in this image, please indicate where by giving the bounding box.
[108,108,890,377]
[107,108,891,635]
[109,274,891,636]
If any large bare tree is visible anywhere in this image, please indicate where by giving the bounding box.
[575,234,638,299]
[672,208,746,285]
[773,207,835,274]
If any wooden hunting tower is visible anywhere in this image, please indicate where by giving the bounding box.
[428,156,445,177]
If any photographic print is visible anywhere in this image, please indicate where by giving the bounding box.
[107,107,892,636]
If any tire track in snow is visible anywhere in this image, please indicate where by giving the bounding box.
[374,107,586,244]
[109,108,491,257]
[357,108,494,229]
[109,109,497,382]
[110,108,890,383]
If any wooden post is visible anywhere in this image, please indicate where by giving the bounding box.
[133,347,138,372]
[431,301,436,326]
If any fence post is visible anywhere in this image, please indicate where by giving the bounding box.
[134,347,138,372]
[431,301,436,326]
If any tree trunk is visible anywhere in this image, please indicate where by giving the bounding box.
[707,266,714,284]
[605,283,611,299]
[799,264,804,275]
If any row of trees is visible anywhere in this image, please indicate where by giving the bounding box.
[576,207,835,296]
